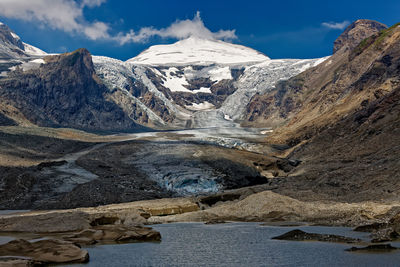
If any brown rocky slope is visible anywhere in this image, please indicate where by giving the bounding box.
[244,19,391,139]
[243,20,400,202]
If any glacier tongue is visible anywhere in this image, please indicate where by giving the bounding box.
[218,57,329,122]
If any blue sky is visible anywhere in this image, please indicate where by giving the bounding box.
[0,0,398,60]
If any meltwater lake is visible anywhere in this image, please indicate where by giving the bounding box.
[63,222,400,267]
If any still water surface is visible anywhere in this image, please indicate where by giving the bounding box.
[61,222,400,266]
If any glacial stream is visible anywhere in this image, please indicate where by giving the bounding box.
[64,223,400,267]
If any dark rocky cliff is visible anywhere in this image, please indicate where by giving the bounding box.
[0,48,140,131]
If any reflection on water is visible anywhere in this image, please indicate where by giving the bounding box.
[68,222,400,267]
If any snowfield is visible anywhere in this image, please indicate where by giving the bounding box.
[127,36,270,65]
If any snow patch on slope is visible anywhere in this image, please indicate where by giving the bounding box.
[23,42,47,56]
[185,101,214,111]
[158,66,229,94]
[9,58,45,72]
[162,67,190,92]
[10,32,20,40]
[183,65,230,82]
[193,87,212,94]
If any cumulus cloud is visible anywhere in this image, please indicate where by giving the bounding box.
[322,20,350,30]
[116,12,237,45]
[0,1,236,44]
[0,0,109,40]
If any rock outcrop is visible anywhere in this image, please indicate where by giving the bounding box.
[0,48,141,131]
[333,19,387,53]
[346,244,399,252]
[146,190,397,226]
[63,225,161,245]
[0,211,92,233]
[0,256,43,266]
[0,239,89,264]
[0,197,198,233]
[272,229,360,243]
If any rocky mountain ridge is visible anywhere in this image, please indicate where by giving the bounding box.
[244,19,396,142]
[242,19,400,202]
[0,48,139,131]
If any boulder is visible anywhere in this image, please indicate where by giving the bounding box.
[272,229,361,243]
[354,222,400,242]
[36,160,68,170]
[0,239,89,264]
[371,228,399,243]
[346,244,398,252]
[204,219,228,225]
[353,222,388,232]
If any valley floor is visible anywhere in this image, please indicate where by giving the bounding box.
[0,125,400,231]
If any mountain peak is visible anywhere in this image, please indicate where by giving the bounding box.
[333,19,387,54]
[0,22,25,51]
[0,21,46,58]
[127,37,269,66]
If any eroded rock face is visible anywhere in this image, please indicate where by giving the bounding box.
[333,19,387,53]
[0,239,89,264]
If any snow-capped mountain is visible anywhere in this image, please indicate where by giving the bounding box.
[0,21,327,130]
[0,22,47,77]
[94,37,327,129]
[128,36,269,65]
[0,22,46,58]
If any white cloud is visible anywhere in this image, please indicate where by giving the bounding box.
[0,1,236,44]
[84,21,110,39]
[322,21,350,30]
[81,0,107,8]
[116,12,237,44]
[0,0,109,40]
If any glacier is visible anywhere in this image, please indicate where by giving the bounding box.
[93,36,328,130]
